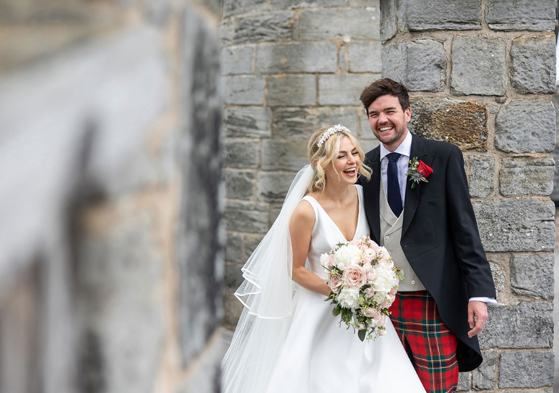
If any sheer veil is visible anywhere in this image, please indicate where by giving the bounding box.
[221,164,314,393]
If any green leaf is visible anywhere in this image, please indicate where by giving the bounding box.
[332,306,341,316]
[358,329,366,341]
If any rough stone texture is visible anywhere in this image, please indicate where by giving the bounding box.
[223,106,271,138]
[379,0,396,42]
[451,37,506,96]
[261,140,309,171]
[268,75,317,107]
[224,169,255,200]
[223,0,267,17]
[225,262,244,293]
[270,0,345,9]
[479,302,553,349]
[223,293,244,329]
[224,75,266,105]
[511,35,556,94]
[399,0,482,31]
[382,40,446,92]
[257,171,298,202]
[499,158,555,197]
[488,261,505,295]
[256,42,338,74]
[485,0,556,31]
[552,91,559,203]
[456,372,470,391]
[273,107,359,139]
[220,19,235,46]
[298,9,380,41]
[498,351,554,388]
[468,156,494,198]
[348,42,382,73]
[224,201,269,234]
[224,140,260,168]
[408,98,488,151]
[473,350,498,390]
[319,74,380,106]
[495,101,556,153]
[234,11,294,44]
[226,232,244,263]
[511,254,554,300]
[244,234,265,258]
[221,45,254,75]
[473,199,555,252]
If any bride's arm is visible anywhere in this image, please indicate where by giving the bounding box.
[289,201,331,297]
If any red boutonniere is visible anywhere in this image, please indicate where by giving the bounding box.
[406,157,433,189]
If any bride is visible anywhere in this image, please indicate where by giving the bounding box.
[222,125,426,393]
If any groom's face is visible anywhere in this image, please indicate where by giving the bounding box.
[367,94,411,151]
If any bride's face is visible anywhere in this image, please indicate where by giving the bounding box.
[324,136,361,186]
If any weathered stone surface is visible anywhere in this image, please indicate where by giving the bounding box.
[268,75,316,106]
[400,0,482,31]
[224,169,255,199]
[224,201,269,233]
[273,107,359,139]
[234,11,294,44]
[350,0,379,6]
[511,35,556,94]
[348,42,382,73]
[223,0,267,17]
[457,372,471,391]
[270,0,345,10]
[451,37,506,96]
[382,40,446,92]
[226,232,243,263]
[408,98,488,150]
[223,106,271,138]
[298,9,380,40]
[360,139,381,152]
[495,101,556,153]
[221,45,254,75]
[256,42,337,74]
[225,262,244,293]
[479,302,553,349]
[262,140,309,171]
[359,115,377,140]
[319,74,379,106]
[485,0,556,31]
[144,0,172,26]
[224,75,265,105]
[499,158,555,196]
[224,140,260,168]
[269,204,282,226]
[473,199,555,252]
[511,254,554,300]
[488,261,505,295]
[220,19,235,46]
[468,156,494,198]
[257,171,297,202]
[473,350,498,389]
[498,351,554,388]
[379,0,397,42]
[244,234,265,258]
[223,293,243,329]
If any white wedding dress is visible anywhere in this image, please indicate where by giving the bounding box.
[264,185,426,393]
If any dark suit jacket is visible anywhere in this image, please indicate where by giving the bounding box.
[361,133,496,371]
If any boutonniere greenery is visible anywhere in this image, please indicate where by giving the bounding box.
[406,157,433,189]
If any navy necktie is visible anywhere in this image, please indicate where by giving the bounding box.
[387,152,403,217]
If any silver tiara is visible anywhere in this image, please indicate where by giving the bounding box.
[316,124,352,148]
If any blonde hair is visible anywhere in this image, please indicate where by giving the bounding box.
[307,126,371,193]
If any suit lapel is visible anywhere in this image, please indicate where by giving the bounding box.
[402,134,429,237]
[367,149,381,244]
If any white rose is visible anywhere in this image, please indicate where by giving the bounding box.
[334,244,362,270]
[337,287,360,309]
[372,264,399,294]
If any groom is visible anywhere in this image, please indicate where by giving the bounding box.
[359,78,496,393]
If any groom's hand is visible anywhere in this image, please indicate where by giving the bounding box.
[467,301,488,338]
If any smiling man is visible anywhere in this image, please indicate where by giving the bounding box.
[358,78,496,393]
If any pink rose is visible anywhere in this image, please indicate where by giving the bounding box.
[368,241,381,252]
[364,287,375,298]
[359,244,369,250]
[377,247,391,261]
[343,265,367,289]
[364,308,380,318]
[373,312,387,326]
[324,255,335,268]
[328,274,342,293]
[366,269,376,282]
[350,240,360,246]
[389,286,398,296]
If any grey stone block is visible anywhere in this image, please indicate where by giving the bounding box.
[273,107,359,139]
[262,140,309,171]
[498,351,554,388]
[268,75,316,107]
[511,35,556,94]
[221,45,254,75]
[360,139,380,152]
[479,302,553,349]
[269,204,283,226]
[499,158,555,196]
[319,74,379,106]
[485,0,556,31]
[489,261,505,295]
[401,0,482,31]
[298,9,380,41]
[473,199,555,252]
[457,372,471,391]
[256,42,338,74]
[224,140,260,168]
[224,75,266,105]
[270,0,346,10]
[495,101,556,153]
[223,0,268,17]
[224,169,255,199]
[348,42,382,73]
[225,201,269,233]
[451,37,506,96]
[408,98,488,151]
[511,254,554,300]
[359,115,379,141]
[234,11,294,44]
[257,171,298,202]
[383,39,446,92]
[225,262,244,293]
[226,232,244,263]
[220,19,235,46]
[244,234,265,258]
[473,350,498,390]
[223,106,271,138]
[380,0,397,42]
[223,293,243,329]
[468,156,494,198]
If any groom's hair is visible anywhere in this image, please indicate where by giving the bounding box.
[360,78,410,115]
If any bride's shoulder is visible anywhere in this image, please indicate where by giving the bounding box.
[291,196,316,226]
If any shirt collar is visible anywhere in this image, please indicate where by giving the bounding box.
[380,130,412,161]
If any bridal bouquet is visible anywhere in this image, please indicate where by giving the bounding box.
[321,235,403,341]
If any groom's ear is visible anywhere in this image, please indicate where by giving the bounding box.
[404,106,411,123]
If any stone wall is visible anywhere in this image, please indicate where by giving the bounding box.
[0,1,224,392]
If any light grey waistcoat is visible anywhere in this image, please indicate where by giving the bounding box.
[379,181,426,291]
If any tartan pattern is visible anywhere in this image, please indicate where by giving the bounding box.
[390,291,459,393]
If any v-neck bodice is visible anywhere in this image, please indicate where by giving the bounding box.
[301,185,370,279]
